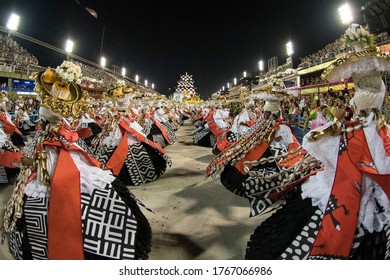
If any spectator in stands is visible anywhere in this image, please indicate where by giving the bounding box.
[328,88,335,96]
[310,105,331,130]
[338,91,346,103]
[326,98,335,116]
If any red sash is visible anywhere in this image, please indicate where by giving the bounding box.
[309,127,390,258]
[47,148,84,259]
[106,118,164,175]
[150,115,171,144]
[0,150,21,168]
[44,131,103,259]
[235,122,279,174]
[0,113,22,135]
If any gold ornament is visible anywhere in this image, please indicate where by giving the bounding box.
[33,70,87,119]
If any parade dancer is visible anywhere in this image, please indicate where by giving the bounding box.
[245,24,390,260]
[2,62,151,260]
[93,82,171,186]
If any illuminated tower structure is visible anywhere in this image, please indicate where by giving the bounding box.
[174,72,198,101]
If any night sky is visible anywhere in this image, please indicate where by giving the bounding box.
[1,0,367,98]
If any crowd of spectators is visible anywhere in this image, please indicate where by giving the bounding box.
[298,39,346,68]
[2,95,40,114]
[300,76,323,86]
[278,86,390,140]
[11,82,35,91]
[72,60,118,86]
[1,81,35,91]
[0,34,43,75]
[73,60,158,96]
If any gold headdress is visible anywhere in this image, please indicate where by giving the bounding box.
[33,61,87,119]
[103,80,137,111]
[252,77,288,101]
[103,79,135,101]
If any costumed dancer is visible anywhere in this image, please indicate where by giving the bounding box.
[0,127,21,185]
[2,61,151,260]
[209,102,234,155]
[206,80,310,216]
[150,100,178,147]
[191,105,205,128]
[74,96,102,147]
[136,102,154,137]
[178,104,192,125]
[192,104,216,147]
[213,98,257,155]
[230,98,255,140]
[14,105,36,135]
[245,24,390,260]
[92,81,171,186]
[0,91,25,148]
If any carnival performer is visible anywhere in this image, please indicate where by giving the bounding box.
[191,105,205,128]
[0,91,25,147]
[142,100,176,148]
[206,80,310,217]
[178,104,192,125]
[14,106,36,135]
[152,100,178,145]
[212,98,256,155]
[230,98,257,137]
[169,106,182,128]
[2,61,151,260]
[0,127,21,185]
[73,98,102,148]
[194,101,230,153]
[192,104,216,147]
[245,24,390,260]
[92,82,171,186]
[209,102,234,155]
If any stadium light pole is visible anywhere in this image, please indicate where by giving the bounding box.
[286,41,293,57]
[100,56,106,69]
[259,60,264,72]
[6,13,20,36]
[338,3,353,25]
[286,41,294,67]
[65,39,74,60]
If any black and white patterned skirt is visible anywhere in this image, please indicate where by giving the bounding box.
[95,142,169,186]
[193,127,211,145]
[7,178,151,260]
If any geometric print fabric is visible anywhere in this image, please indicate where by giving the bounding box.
[81,186,137,259]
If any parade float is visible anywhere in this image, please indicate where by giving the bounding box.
[172,72,202,103]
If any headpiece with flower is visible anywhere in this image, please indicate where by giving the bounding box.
[322,23,390,112]
[104,79,136,103]
[268,77,285,92]
[113,79,126,88]
[342,23,375,52]
[33,62,87,119]
[55,60,83,84]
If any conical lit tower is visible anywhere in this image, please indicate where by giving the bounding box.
[175,72,198,101]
